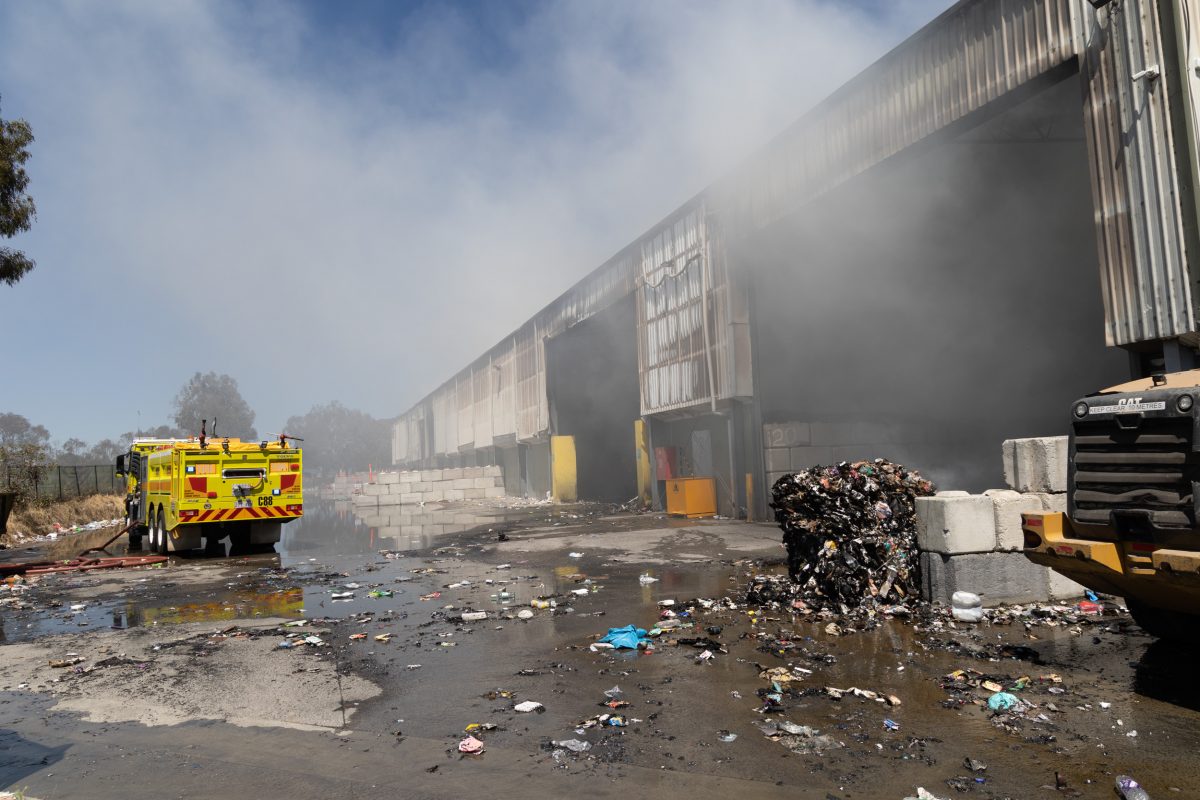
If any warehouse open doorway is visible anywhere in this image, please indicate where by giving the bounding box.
[545,295,640,502]
[739,72,1129,497]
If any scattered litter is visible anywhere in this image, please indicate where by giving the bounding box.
[951,591,984,623]
[638,574,658,584]
[1115,775,1151,800]
[987,692,1018,712]
[461,611,488,622]
[374,634,393,642]
[568,552,584,559]
[458,735,484,754]
[517,609,535,620]
[49,657,85,668]
[553,739,591,752]
[330,592,354,600]
[514,701,544,713]
[597,625,649,650]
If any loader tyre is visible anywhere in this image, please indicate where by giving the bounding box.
[1127,599,1200,642]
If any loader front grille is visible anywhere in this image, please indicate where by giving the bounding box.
[1071,415,1197,529]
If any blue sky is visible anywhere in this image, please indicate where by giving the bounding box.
[0,0,946,446]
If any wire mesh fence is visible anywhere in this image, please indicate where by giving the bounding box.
[1,463,122,501]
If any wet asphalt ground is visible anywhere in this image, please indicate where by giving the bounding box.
[1,499,1198,799]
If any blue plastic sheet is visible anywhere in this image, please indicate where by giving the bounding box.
[599,625,648,649]
[987,692,1018,711]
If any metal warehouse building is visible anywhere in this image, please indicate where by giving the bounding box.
[391,0,1200,518]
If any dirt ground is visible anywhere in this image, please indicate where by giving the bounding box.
[0,499,1196,799]
[2,494,124,545]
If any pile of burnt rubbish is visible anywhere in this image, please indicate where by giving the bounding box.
[765,459,935,615]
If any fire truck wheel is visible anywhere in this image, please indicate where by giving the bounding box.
[155,507,169,555]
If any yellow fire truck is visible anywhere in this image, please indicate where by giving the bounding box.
[117,428,303,554]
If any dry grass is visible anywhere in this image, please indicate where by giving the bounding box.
[4,494,124,545]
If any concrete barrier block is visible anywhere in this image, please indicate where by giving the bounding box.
[443,468,464,480]
[378,472,399,485]
[462,488,485,499]
[483,465,503,478]
[444,489,465,501]
[473,477,496,489]
[765,448,790,473]
[377,494,403,506]
[990,490,1046,552]
[1036,492,1067,514]
[764,422,811,449]
[352,495,377,507]
[788,447,834,470]
[452,478,474,489]
[1048,569,1087,601]
[809,422,849,446]
[1003,436,1068,493]
[363,483,386,496]
[845,421,896,444]
[916,495,996,555]
[399,493,423,504]
[424,490,445,503]
[463,467,483,478]
[936,490,970,498]
[766,472,788,491]
[921,551,1051,605]
[484,486,506,498]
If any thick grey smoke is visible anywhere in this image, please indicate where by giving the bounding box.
[0,0,948,442]
[742,76,1130,489]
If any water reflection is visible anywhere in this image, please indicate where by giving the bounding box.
[280,500,502,564]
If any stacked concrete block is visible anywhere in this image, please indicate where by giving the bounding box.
[915,441,1083,605]
[1002,436,1068,493]
[915,494,996,555]
[920,551,1050,606]
[915,493,1070,605]
[983,489,1046,552]
[762,420,930,480]
[353,465,506,506]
